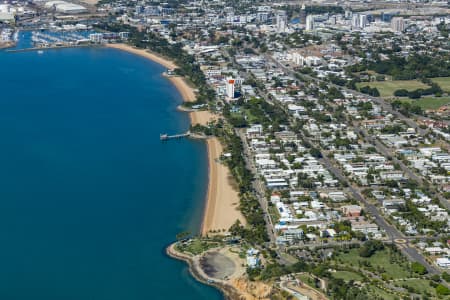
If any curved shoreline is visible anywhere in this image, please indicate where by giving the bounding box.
[105,44,248,298]
[166,243,241,300]
[106,43,196,102]
[106,43,235,297]
[105,43,245,236]
[0,41,15,50]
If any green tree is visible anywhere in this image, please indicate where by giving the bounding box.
[310,148,322,158]
[176,231,191,241]
[359,240,384,257]
[411,262,427,275]
[436,284,450,296]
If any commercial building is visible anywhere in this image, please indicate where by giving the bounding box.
[225,77,235,99]
[359,14,368,28]
[305,15,314,31]
[0,12,14,21]
[0,4,14,21]
[89,33,103,43]
[44,1,87,14]
[391,17,405,32]
[275,10,287,33]
[352,14,360,29]
[299,4,306,25]
[381,12,399,22]
[436,257,450,268]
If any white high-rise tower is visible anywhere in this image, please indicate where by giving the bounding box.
[391,17,405,32]
[275,10,287,33]
[226,77,235,99]
[306,15,314,31]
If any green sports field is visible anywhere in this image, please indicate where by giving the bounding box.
[400,97,450,110]
[431,77,450,93]
[356,80,429,97]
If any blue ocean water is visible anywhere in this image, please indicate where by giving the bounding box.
[0,47,222,300]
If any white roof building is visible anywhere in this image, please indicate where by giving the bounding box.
[45,1,87,14]
[436,257,450,268]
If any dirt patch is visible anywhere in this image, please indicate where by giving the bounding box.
[231,277,273,300]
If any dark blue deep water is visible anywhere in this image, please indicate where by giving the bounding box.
[0,47,222,300]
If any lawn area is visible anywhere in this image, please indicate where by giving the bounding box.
[176,239,220,255]
[334,248,410,279]
[243,108,264,124]
[366,286,398,300]
[431,77,450,93]
[356,80,429,97]
[397,279,438,298]
[332,270,363,282]
[297,273,315,286]
[268,205,280,224]
[400,96,450,110]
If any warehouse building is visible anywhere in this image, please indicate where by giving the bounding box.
[44,1,87,14]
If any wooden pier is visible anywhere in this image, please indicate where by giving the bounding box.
[160,131,190,141]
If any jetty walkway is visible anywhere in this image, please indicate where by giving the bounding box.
[160,132,190,141]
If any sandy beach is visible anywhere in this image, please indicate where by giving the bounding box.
[189,110,217,125]
[169,77,196,102]
[106,43,177,69]
[106,43,245,235]
[0,41,15,49]
[201,137,246,235]
[190,111,245,234]
[106,44,196,103]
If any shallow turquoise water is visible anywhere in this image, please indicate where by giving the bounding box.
[0,47,222,300]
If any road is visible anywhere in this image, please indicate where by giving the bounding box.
[280,281,307,300]
[222,47,443,273]
[267,54,450,209]
[358,128,450,210]
[262,54,442,274]
[238,129,298,266]
[298,132,403,241]
[265,54,429,136]
[237,129,276,243]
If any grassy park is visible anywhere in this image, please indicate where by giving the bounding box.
[332,270,364,282]
[356,78,450,109]
[398,278,440,298]
[334,247,411,279]
[176,238,221,255]
[431,77,450,93]
[356,80,429,97]
[400,97,450,110]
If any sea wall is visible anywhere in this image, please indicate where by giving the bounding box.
[165,243,242,300]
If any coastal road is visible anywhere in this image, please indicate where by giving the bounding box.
[238,128,297,266]
[279,281,308,300]
[237,129,299,265]
[237,129,277,245]
[222,48,279,244]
